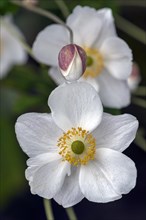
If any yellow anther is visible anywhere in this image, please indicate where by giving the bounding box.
[57,127,96,166]
[83,47,104,78]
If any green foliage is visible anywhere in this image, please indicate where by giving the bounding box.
[0,0,18,15]
[0,65,56,208]
[0,88,27,208]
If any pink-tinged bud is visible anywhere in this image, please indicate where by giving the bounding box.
[58,44,86,81]
[128,63,141,91]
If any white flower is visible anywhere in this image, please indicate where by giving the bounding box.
[0,15,27,79]
[15,82,138,207]
[32,6,132,108]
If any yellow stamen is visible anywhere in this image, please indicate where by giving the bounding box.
[83,47,104,78]
[57,127,96,166]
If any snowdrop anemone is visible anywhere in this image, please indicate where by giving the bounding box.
[0,15,27,78]
[15,82,138,207]
[32,6,132,108]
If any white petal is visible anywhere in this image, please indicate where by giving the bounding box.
[54,167,84,207]
[79,160,121,203]
[0,53,12,78]
[100,37,132,79]
[79,76,100,92]
[79,148,137,203]
[67,6,102,47]
[0,18,27,78]
[31,160,70,199]
[49,67,66,85]
[98,70,131,108]
[32,24,69,66]
[92,113,138,152]
[25,152,60,183]
[15,113,63,157]
[49,68,100,92]
[48,82,103,132]
[94,8,116,47]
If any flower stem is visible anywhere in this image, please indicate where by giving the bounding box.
[11,0,73,43]
[55,0,70,17]
[43,199,54,220]
[66,207,78,220]
[133,86,146,96]
[132,97,146,108]
[135,128,146,151]
[115,14,146,44]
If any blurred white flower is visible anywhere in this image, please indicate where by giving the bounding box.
[128,63,141,91]
[58,44,86,81]
[0,15,27,79]
[33,6,132,108]
[15,82,138,207]
[22,0,38,6]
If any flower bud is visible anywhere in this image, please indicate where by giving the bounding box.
[58,44,86,81]
[128,63,141,91]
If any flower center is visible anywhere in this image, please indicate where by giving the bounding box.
[83,47,104,78]
[57,127,96,166]
[71,140,85,154]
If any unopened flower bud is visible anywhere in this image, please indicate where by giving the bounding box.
[128,63,141,91]
[58,44,87,81]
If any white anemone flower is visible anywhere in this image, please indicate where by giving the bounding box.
[0,15,27,79]
[15,82,138,207]
[32,6,132,108]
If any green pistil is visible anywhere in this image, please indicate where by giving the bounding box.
[71,140,85,154]
[86,56,93,67]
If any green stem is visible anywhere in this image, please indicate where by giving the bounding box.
[55,0,70,17]
[43,199,54,220]
[115,14,146,44]
[135,129,146,151]
[133,86,146,96]
[66,207,78,220]
[132,97,146,108]
[11,0,73,43]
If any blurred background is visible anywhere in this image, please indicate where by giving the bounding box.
[0,0,146,219]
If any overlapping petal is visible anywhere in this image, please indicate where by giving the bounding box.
[67,6,102,47]
[92,113,138,152]
[30,160,70,199]
[94,8,116,47]
[100,37,132,79]
[98,70,131,108]
[49,67,66,85]
[54,167,84,208]
[79,148,136,202]
[15,113,63,157]
[32,24,69,66]
[48,82,103,132]
[25,152,61,183]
